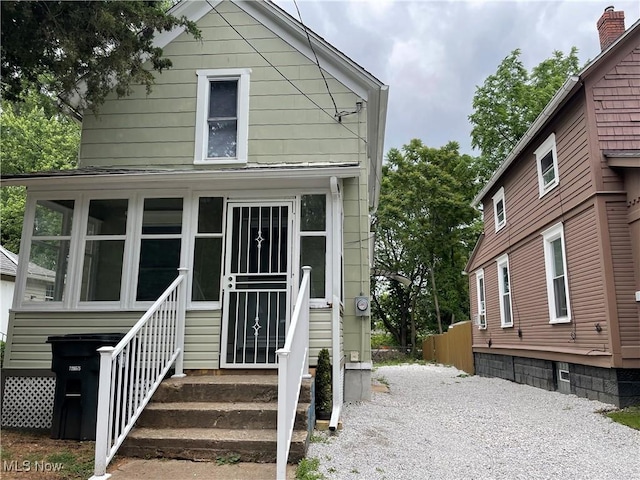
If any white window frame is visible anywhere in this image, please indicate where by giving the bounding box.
[187,193,226,310]
[542,223,571,324]
[475,269,487,329]
[535,133,559,198]
[298,193,332,308]
[492,187,506,232]
[194,68,251,165]
[496,254,513,328]
[76,192,134,309]
[16,191,189,312]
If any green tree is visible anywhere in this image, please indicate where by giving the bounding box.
[372,141,481,353]
[469,48,580,182]
[1,91,80,252]
[1,1,200,110]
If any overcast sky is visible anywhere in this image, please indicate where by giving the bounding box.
[273,0,640,156]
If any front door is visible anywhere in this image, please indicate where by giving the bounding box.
[220,202,293,368]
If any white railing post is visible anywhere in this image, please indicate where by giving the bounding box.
[276,351,289,480]
[172,267,188,378]
[93,346,115,480]
[276,266,311,480]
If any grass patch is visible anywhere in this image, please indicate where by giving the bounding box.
[309,433,330,444]
[456,373,470,378]
[215,453,241,465]
[606,405,640,430]
[1,429,96,480]
[296,457,326,480]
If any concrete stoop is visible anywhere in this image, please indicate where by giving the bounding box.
[120,375,312,464]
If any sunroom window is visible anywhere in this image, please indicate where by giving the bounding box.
[300,194,327,300]
[192,197,224,303]
[80,199,128,302]
[136,198,183,302]
[25,200,74,302]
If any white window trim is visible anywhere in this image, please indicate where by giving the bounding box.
[492,187,506,232]
[542,223,571,324]
[475,269,487,329]
[496,254,513,328]
[534,133,559,198]
[194,68,251,165]
[16,191,190,312]
[187,193,225,311]
[298,193,332,308]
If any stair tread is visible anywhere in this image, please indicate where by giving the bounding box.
[162,375,280,386]
[145,401,309,411]
[129,428,307,442]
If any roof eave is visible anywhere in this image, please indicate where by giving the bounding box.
[472,76,581,206]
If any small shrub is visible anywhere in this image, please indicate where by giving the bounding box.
[296,457,326,480]
[0,340,5,366]
[315,348,332,420]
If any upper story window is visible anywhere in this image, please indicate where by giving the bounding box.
[195,69,251,165]
[492,187,506,232]
[496,254,513,328]
[535,133,559,198]
[475,269,487,329]
[542,223,571,324]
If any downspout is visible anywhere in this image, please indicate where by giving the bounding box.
[329,176,343,431]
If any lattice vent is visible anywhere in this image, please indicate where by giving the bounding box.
[1,376,55,429]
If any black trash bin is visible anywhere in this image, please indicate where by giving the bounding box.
[47,333,125,440]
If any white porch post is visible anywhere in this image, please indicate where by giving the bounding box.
[172,267,188,378]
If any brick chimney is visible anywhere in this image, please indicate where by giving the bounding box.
[597,6,626,51]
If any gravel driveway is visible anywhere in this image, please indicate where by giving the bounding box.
[307,363,640,480]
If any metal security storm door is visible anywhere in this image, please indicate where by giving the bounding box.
[221,202,293,368]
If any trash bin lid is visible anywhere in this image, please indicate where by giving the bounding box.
[47,333,125,344]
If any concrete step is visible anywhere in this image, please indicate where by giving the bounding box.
[152,375,312,404]
[137,401,311,430]
[120,427,308,463]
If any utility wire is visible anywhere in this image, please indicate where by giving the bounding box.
[207,0,367,145]
[292,0,339,118]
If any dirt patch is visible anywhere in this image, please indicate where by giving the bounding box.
[0,429,95,480]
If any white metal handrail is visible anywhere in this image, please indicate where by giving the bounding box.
[90,268,188,480]
[276,266,311,480]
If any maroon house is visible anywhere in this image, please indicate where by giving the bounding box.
[466,7,640,407]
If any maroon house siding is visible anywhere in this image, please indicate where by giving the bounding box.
[471,205,609,355]
[473,98,594,272]
[468,12,640,406]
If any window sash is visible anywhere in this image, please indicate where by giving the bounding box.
[543,224,571,323]
[497,257,513,327]
[195,69,250,164]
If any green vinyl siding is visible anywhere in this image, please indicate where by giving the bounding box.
[79,0,365,170]
[3,310,221,370]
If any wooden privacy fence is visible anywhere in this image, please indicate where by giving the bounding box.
[422,321,474,375]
